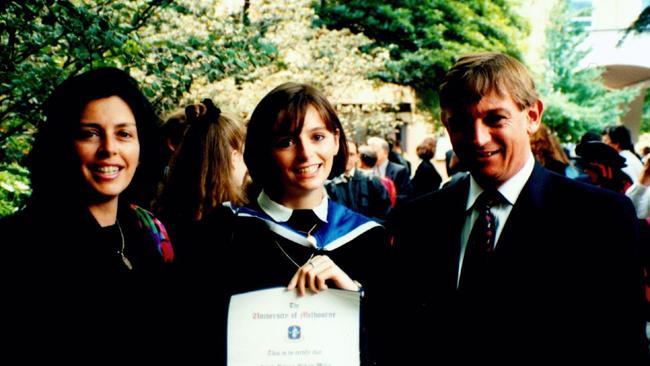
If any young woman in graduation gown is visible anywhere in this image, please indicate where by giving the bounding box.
[228,82,393,365]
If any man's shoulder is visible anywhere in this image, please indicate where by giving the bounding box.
[546,170,631,205]
[530,168,637,223]
[387,160,407,173]
[395,177,465,215]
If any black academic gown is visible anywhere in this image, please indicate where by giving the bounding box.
[226,199,392,366]
[163,204,237,365]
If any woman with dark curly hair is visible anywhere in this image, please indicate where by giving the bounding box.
[0,67,175,360]
[13,67,173,275]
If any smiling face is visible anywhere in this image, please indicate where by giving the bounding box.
[74,96,140,204]
[442,89,542,188]
[271,106,340,208]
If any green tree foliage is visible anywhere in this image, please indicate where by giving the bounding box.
[0,0,276,215]
[0,163,30,217]
[314,0,528,113]
[540,1,639,142]
[194,0,402,140]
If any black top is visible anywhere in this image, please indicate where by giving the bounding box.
[165,204,236,276]
[157,204,238,364]
[1,202,172,278]
[0,202,175,361]
[410,159,442,198]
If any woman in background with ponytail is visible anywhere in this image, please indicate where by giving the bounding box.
[156,98,247,271]
[154,98,248,363]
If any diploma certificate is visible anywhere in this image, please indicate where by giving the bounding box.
[227,287,361,366]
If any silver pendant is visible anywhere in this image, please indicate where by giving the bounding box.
[121,254,133,270]
[306,235,317,247]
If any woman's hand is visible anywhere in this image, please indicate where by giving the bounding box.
[287,255,360,296]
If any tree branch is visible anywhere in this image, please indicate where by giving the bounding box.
[619,6,650,46]
[0,120,31,146]
[129,0,172,32]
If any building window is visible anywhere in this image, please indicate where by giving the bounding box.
[569,0,593,29]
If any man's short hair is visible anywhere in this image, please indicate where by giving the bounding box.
[359,145,378,167]
[439,52,539,112]
[367,136,389,153]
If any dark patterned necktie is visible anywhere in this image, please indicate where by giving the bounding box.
[459,190,504,291]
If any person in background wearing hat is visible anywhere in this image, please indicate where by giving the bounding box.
[326,141,392,223]
[575,140,633,193]
[576,140,650,220]
[575,139,650,348]
[387,52,648,365]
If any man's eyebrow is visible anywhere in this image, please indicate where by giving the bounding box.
[485,107,510,114]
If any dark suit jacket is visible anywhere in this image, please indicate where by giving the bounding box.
[385,160,411,206]
[383,163,648,365]
[389,150,411,176]
[326,170,392,222]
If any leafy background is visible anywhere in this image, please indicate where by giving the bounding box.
[1,0,647,215]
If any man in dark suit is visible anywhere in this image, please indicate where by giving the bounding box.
[367,136,412,206]
[385,52,648,365]
[326,141,392,223]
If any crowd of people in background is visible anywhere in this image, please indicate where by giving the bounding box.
[1,52,650,364]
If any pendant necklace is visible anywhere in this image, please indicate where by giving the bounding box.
[116,220,133,270]
[304,222,318,246]
[275,242,314,269]
[275,223,318,268]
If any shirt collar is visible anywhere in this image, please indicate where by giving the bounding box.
[466,154,535,211]
[378,159,388,177]
[257,190,329,223]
